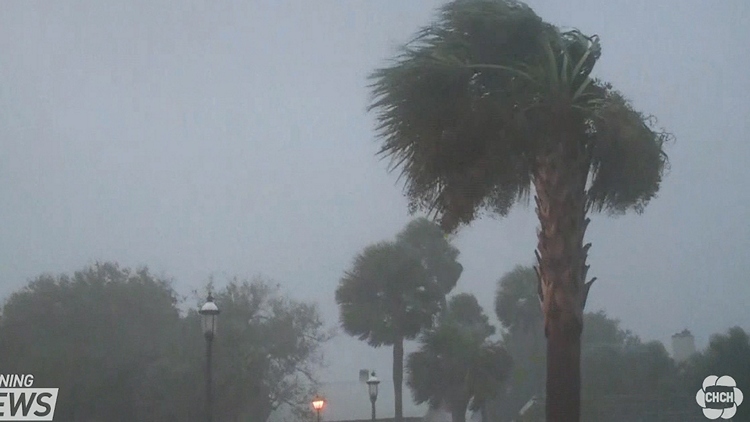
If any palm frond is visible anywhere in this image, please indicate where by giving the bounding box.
[368,0,548,233]
[368,0,669,231]
[407,300,510,416]
[334,241,441,346]
[586,85,672,214]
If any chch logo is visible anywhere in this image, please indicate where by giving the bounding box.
[696,375,744,420]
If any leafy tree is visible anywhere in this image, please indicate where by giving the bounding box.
[368,1,671,420]
[201,277,333,422]
[0,265,331,422]
[580,320,677,421]
[0,262,183,422]
[335,218,462,422]
[682,327,750,421]
[491,266,680,421]
[407,294,511,422]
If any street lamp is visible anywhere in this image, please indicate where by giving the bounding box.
[366,371,380,421]
[311,395,326,422]
[199,293,220,422]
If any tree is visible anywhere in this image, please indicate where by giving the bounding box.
[396,217,464,310]
[492,266,546,422]
[335,218,462,421]
[0,262,183,422]
[579,315,677,421]
[201,277,333,421]
[407,294,511,422]
[367,1,671,420]
[683,327,750,421]
[491,266,681,421]
[0,265,332,422]
[495,266,543,335]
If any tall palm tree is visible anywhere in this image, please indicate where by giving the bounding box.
[367,1,671,420]
[406,294,511,422]
[335,219,463,421]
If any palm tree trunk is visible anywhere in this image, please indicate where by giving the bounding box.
[393,336,404,422]
[533,123,593,422]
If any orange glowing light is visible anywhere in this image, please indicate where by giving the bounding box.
[312,397,325,411]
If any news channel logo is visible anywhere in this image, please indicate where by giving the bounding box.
[0,374,58,421]
[696,375,743,420]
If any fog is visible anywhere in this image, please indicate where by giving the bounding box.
[1,1,748,419]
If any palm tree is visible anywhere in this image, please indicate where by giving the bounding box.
[406,294,511,422]
[367,1,671,420]
[335,219,463,421]
[396,217,464,310]
[495,266,543,335]
[493,266,546,421]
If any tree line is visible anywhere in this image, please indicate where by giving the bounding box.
[0,0,733,420]
[0,262,332,422]
[336,220,749,422]
[0,224,746,422]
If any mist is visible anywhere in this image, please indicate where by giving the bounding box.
[1,1,748,420]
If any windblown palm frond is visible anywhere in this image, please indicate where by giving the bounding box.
[368,0,670,232]
[395,217,464,297]
[406,294,511,416]
[369,0,546,231]
[335,242,440,347]
[494,265,542,332]
[586,85,672,214]
[467,342,513,411]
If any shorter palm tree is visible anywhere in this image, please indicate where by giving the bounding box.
[336,218,463,422]
[407,294,512,422]
[492,266,546,421]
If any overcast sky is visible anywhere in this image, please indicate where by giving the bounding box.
[1,0,748,419]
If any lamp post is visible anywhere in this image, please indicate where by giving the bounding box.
[311,396,326,422]
[366,371,380,421]
[199,293,220,422]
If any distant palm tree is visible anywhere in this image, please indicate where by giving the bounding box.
[368,1,670,420]
[396,218,464,311]
[335,219,463,422]
[495,266,542,335]
[493,266,546,422]
[407,294,511,422]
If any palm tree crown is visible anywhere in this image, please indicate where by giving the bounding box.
[368,0,670,232]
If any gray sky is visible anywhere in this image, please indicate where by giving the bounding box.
[1,0,749,419]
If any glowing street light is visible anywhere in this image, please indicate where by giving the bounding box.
[311,395,326,422]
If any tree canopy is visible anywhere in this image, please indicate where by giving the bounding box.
[335,241,441,346]
[495,265,541,333]
[490,265,689,422]
[335,218,462,347]
[681,327,750,421]
[407,293,511,422]
[335,218,463,422]
[369,0,671,232]
[0,263,331,422]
